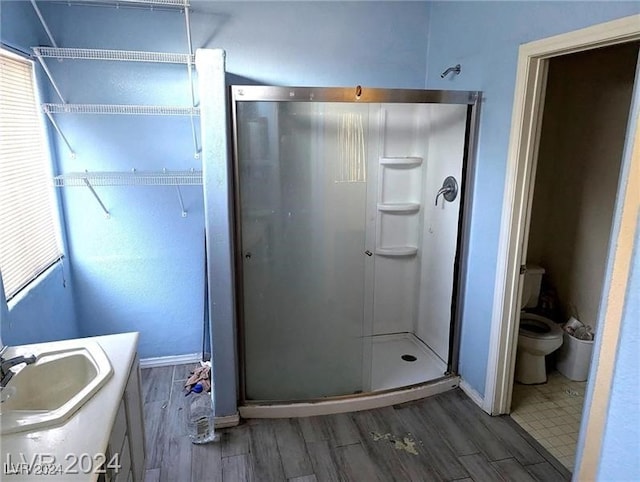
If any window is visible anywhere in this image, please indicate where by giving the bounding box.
[0,49,62,300]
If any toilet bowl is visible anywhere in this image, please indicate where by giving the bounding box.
[515,313,563,384]
[514,265,563,384]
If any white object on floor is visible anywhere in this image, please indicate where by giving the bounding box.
[371,333,447,391]
[556,332,594,381]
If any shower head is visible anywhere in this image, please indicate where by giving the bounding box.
[440,64,461,79]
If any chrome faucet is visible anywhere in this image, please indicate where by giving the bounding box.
[435,176,459,206]
[440,64,461,79]
[0,354,36,388]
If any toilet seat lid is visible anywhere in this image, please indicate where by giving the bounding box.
[519,313,563,340]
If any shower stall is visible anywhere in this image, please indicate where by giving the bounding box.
[231,86,480,411]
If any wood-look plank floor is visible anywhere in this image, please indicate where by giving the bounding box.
[142,365,571,482]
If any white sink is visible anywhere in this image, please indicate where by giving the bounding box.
[0,342,113,434]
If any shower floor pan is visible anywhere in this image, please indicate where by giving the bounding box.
[371,333,447,391]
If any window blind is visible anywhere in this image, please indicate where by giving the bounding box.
[0,50,62,300]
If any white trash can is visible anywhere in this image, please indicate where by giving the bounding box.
[556,331,594,381]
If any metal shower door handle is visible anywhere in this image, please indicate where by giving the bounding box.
[435,176,459,206]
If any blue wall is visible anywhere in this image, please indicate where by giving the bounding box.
[3,265,79,346]
[0,0,79,345]
[424,1,640,395]
[191,1,430,88]
[36,2,206,359]
[10,1,430,360]
[0,0,46,52]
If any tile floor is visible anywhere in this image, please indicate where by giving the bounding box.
[510,371,586,471]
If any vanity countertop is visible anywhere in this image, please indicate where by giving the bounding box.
[1,332,139,481]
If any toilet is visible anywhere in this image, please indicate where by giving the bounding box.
[515,265,563,384]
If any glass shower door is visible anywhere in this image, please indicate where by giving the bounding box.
[237,101,370,401]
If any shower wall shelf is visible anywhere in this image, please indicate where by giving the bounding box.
[375,247,418,257]
[376,149,424,257]
[33,47,194,64]
[53,170,202,218]
[377,203,420,213]
[379,157,423,167]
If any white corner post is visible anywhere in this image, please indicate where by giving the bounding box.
[195,49,238,420]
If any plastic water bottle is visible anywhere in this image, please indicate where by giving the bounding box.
[187,383,217,444]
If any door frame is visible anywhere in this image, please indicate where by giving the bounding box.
[484,14,640,480]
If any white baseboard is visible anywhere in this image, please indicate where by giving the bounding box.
[239,377,460,419]
[140,353,202,368]
[215,413,240,428]
[460,378,486,410]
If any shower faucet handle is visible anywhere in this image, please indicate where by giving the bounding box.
[435,176,459,206]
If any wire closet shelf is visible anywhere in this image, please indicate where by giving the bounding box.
[53,169,203,187]
[72,0,189,7]
[33,47,194,64]
[31,0,199,157]
[43,103,200,116]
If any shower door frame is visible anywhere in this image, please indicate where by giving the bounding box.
[230,86,482,406]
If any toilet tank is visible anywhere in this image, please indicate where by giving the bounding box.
[522,265,545,309]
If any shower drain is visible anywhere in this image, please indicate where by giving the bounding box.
[401,354,417,362]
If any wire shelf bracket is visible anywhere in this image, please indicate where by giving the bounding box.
[30,0,59,48]
[33,51,66,103]
[43,109,76,158]
[82,178,111,218]
[183,4,199,159]
[176,185,187,217]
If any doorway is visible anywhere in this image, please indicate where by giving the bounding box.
[508,41,639,471]
[484,14,640,480]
